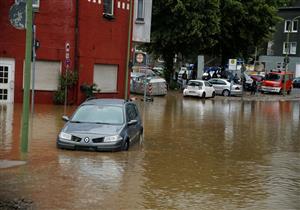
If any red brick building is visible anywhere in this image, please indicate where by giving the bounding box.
[0,0,133,104]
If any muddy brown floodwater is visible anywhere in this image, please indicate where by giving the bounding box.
[0,91,300,210]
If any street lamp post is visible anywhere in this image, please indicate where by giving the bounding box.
[284,15,300,95]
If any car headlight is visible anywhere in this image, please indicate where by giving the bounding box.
[104,135,122,142]
[59,132,72,140]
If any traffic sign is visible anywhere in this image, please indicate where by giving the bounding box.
[9,1,26,30]
[136,53,144,63]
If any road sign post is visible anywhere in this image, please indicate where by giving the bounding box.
[21,0,33,153]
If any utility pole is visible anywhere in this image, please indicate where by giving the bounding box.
[284,26,290,96]
[21,0,33,152]
[124,0,132,100]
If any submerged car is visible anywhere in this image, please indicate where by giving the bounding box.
[130,71,167,96]
[208,78,242,96]
[183,80,215,98]
[57,99,143,152]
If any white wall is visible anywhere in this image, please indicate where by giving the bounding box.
[132,0,153,43]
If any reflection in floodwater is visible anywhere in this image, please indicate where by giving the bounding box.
[0,92,300,209]
[0,104,14,151]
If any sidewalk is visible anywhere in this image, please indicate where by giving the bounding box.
[215,88,300,102]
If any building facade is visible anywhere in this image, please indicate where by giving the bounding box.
[260,0,300,77]
[132,0,152,67]
[0,0,134,104]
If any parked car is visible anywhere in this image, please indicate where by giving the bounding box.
[183,80,215,98]
[261,71,293,94]
[208,78,242,96]
[250,74,264,82]
[152,66,164,77]
[293,77,300,88]
[57,99,143,152]
[130,72,167,96]
[242,72,253,90]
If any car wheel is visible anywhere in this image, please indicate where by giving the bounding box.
[123,139,129,151]
[212,91,215,98]
[202,92,206,98]
[222,89,230,96]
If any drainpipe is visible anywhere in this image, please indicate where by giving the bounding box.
[74,0,79,103]
[124,0,133,100]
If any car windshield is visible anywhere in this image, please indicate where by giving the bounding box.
[188,81,203,86]
[71,105,124,124]
[265,74,281,81]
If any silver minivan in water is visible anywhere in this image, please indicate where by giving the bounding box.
[57,99,143,152]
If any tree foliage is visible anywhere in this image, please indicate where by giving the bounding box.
[147,0,291,70]
[147,0,220,78]
[217,0,290,63]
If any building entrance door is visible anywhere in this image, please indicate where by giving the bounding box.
[0,59,15,103]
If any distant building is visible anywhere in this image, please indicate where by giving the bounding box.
[132,0,152,67]
[260,0,300,77]
[0,0,140,104]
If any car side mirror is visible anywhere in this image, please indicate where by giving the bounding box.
[128,119,138,126]
[62,116,69,122]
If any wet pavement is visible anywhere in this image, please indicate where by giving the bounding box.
[0,92,300,209]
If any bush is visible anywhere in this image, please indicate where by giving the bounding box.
[53,89,65,105]
[53,71,78,104]
[80,83,100,99]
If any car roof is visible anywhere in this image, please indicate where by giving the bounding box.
[269,71,293,75]
[81,99,128,106]
[188,80,205,82]
[209,78,227,82]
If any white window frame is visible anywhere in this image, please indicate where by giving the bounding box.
[103,0,114,16]
[136,0,145,21]
[283,42,297,55]
[284,19,298,32]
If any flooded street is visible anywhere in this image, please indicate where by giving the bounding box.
[1,91,300,210]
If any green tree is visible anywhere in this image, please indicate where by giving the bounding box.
[215,0,291,64]
[147,0,291,73]
[147,0,220,81]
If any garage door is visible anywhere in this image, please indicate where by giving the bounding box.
[94,64,118,92]
[24,60,61,91]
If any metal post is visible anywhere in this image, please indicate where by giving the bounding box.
[124,0,132,100]
[284,26,290,96]
[64,70,68,115]
[31,23,36,115]
[21,0,33,152]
